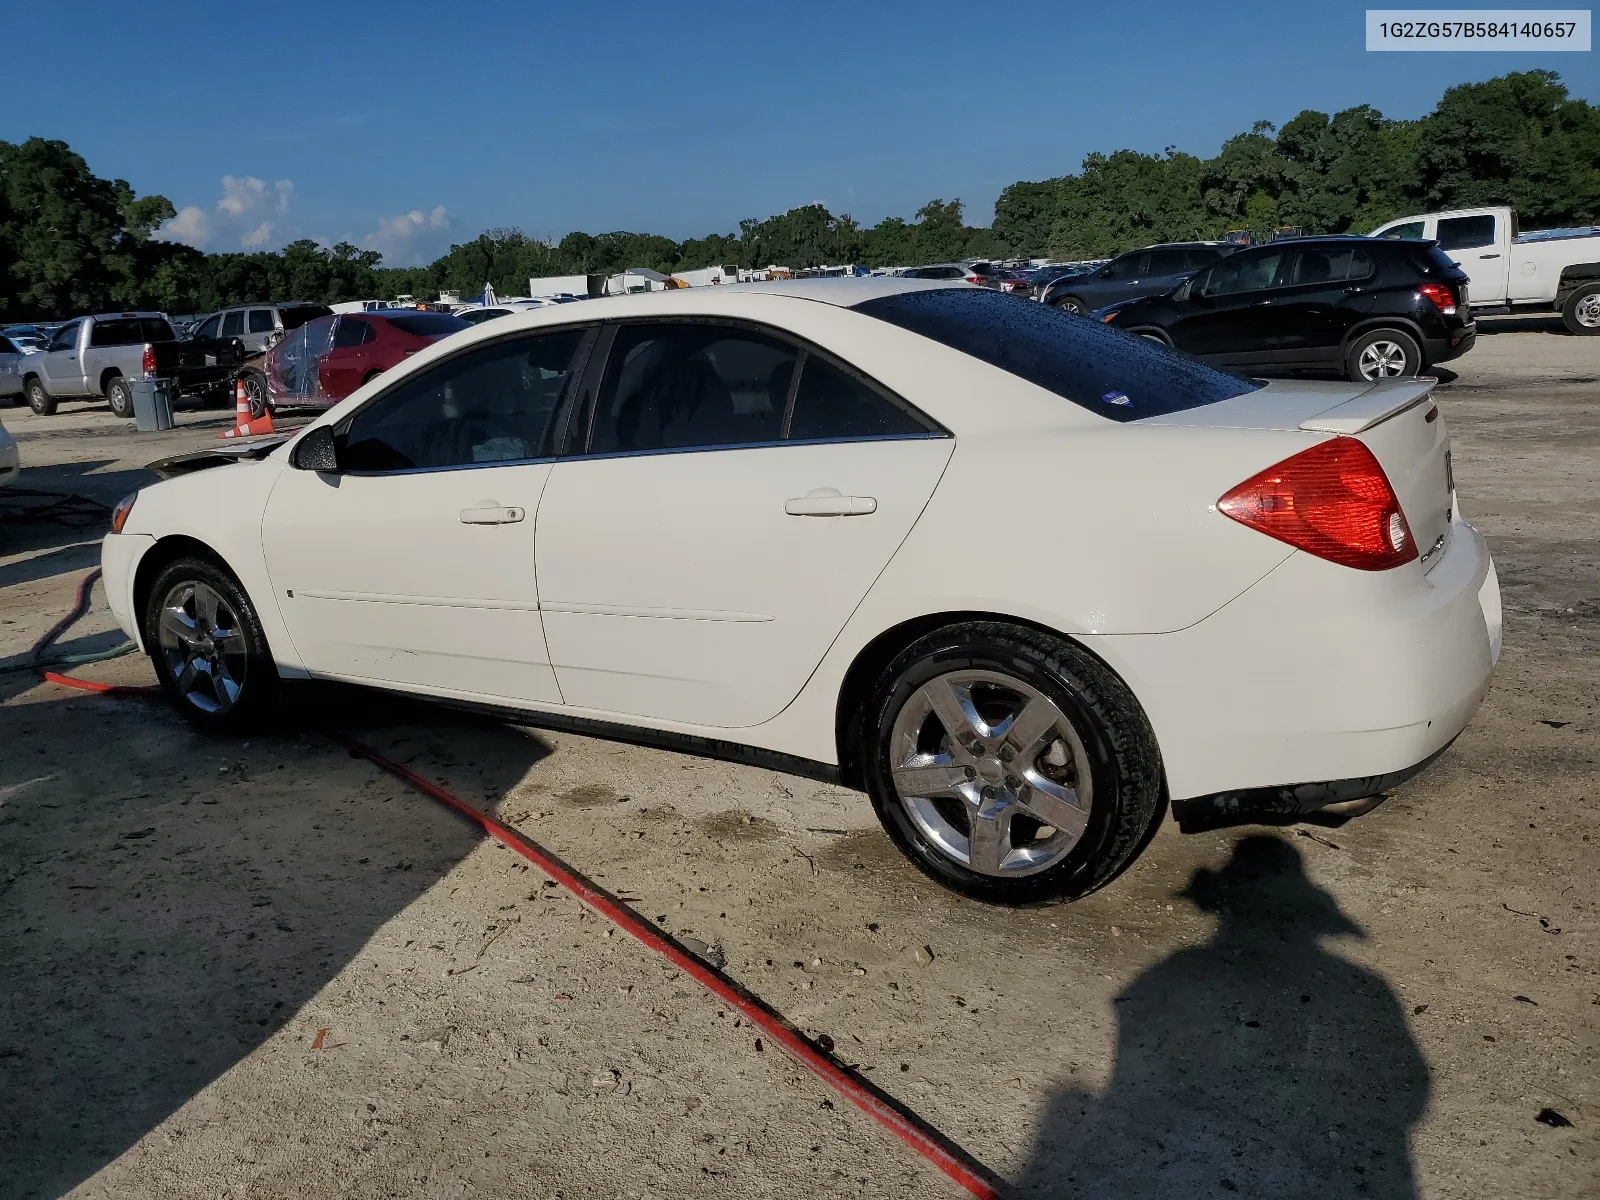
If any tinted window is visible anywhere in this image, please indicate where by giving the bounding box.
[460,309,512,325]
[0,337,15,354]
[385,314,472,337]
[1108,252,1149,279]
[48,323,79,352]
[1185,246,1225,270]
[279,305,330,331]
[248,309,276,333]
[1436,214,1496,251]
[220,311,244,337]
[1380,221,1426,241]
[1287,245,1375,285]
[340,328,585,472]
[1145,248,1189,276]
[194,315,222,340]
[852,288,1261,422]
[91,319,140,347]
[333,318,372,349]
[1202,250,1287,296]
[787,355,932,441]
[589,324,798,454]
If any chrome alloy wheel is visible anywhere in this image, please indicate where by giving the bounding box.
[1358,339,1410,379]
[889,669,1093,877]
[1575,292,1600,329]
[157,581,249,714]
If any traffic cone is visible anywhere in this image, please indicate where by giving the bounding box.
[218,378,275,439]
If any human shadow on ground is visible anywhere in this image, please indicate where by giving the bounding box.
[0,681,551,1199]
[1015,835,1429,1199]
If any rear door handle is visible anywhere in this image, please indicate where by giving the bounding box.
[785,489,877,517]
[1479,253,1501,259]
[459,501,525,524]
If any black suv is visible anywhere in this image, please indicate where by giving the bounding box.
[1100,236,1476,382]
[1039,242,1234,314]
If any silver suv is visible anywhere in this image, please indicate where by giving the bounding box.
[188,302,331,356]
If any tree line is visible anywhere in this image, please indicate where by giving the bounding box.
[2,70,1596,322]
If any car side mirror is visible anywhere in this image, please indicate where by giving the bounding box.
[1099,267,1115,279]
[291,425,340,472]
[1172,279,1193,302]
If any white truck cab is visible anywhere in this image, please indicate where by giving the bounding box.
[1370,206,1600,334]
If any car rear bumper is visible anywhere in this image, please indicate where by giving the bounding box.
[1086,517,1498,804]
[1425,322,1476,365]
[102,532,156,650]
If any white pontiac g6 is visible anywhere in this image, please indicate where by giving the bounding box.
[102,279,1500,903]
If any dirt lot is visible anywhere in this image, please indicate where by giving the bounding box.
[2,320,1595,1200]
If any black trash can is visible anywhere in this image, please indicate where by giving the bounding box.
[131,378,177,432]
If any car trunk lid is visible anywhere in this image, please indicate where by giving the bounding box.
[1144,376,1454,573]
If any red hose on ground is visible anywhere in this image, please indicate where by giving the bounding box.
[333,733,1007,1200]
[33,569,1007,1198]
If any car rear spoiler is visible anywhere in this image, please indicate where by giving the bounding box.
[148,433,292,480]
[1298,378,1437,434]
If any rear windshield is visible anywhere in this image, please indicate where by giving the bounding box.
[385,313,471,337]
[852,288,1261,422]
[91,317,175,346]
[279,304,332,331]
[1417,246,1468,277]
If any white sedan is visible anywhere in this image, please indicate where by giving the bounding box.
[101,279,1500,903]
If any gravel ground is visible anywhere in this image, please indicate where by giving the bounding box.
[1,320,1595,1200]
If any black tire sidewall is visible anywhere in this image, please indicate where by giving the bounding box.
[1054,297,1088,315]
[860,623,1162,905]
[1563,283,1600,335]
[1346,328,1421,382]
[106,376,132,418]
[27,380,55,415]
[241,370,270,419]
[143,555,278,734]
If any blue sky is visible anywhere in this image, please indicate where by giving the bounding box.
[3,0,1593,264]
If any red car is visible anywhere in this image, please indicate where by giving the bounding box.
[265,311,470,410]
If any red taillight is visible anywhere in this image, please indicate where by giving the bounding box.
[1417,281,1457,315]
[1217,439,1417,571]
[966,275,986,285]
[141,344,156,379]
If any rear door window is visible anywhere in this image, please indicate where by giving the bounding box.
[1185,246,1225,270]
[1145,248,1189,276]
[333,318,373,349]
[1287,245,1376,285]
[786,355,934,441]
[587,323,798,454]
[1436,214,1496,251]
[852,288,1261,422]
[220,311,244,337]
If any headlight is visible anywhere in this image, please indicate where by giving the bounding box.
[110,492,138,534]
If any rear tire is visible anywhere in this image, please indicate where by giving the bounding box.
[1345,328,1421,382]
[105,375,133,418]
[1562,282,1600,335]
[858,622,1164,905]
[143,555,279,735]
[25,379,56,416]
[239,368,271,419]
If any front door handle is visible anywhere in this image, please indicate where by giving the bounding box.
[1479,253,1501,259]
[785,489,877,517]
[459,501,525,524]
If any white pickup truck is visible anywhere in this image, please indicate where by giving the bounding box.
[1370,206,1600,334]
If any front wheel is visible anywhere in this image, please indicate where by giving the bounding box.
[1562,282,1600,335]
[1051,297,1089,316]
[105,375,134,418]
[26,379,57,416]
[859,622,1164,904]
[1345,328,1421,382]
[143,556,279,734]
[239,368,270,419]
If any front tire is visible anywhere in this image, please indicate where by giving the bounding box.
[1562,282,1600,335]
[143,556,279,734]
[26,379,57,416]
[239,368,271,419]
[1051,297,1089,316]
[105,375,133,418]
[859,622,1164,904]
[1345,328,1421,382]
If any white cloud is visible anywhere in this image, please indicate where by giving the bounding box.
[364,205,452,266]
[156,173,297,251]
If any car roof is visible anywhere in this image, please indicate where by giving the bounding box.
[709,277,976,305]
[85,311,168,321]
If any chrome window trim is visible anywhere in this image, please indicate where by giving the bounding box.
[561,431,948,465]
[340,454,562,479]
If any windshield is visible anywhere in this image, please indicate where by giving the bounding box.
[852,288,1261,422]
[385,313,472,337]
